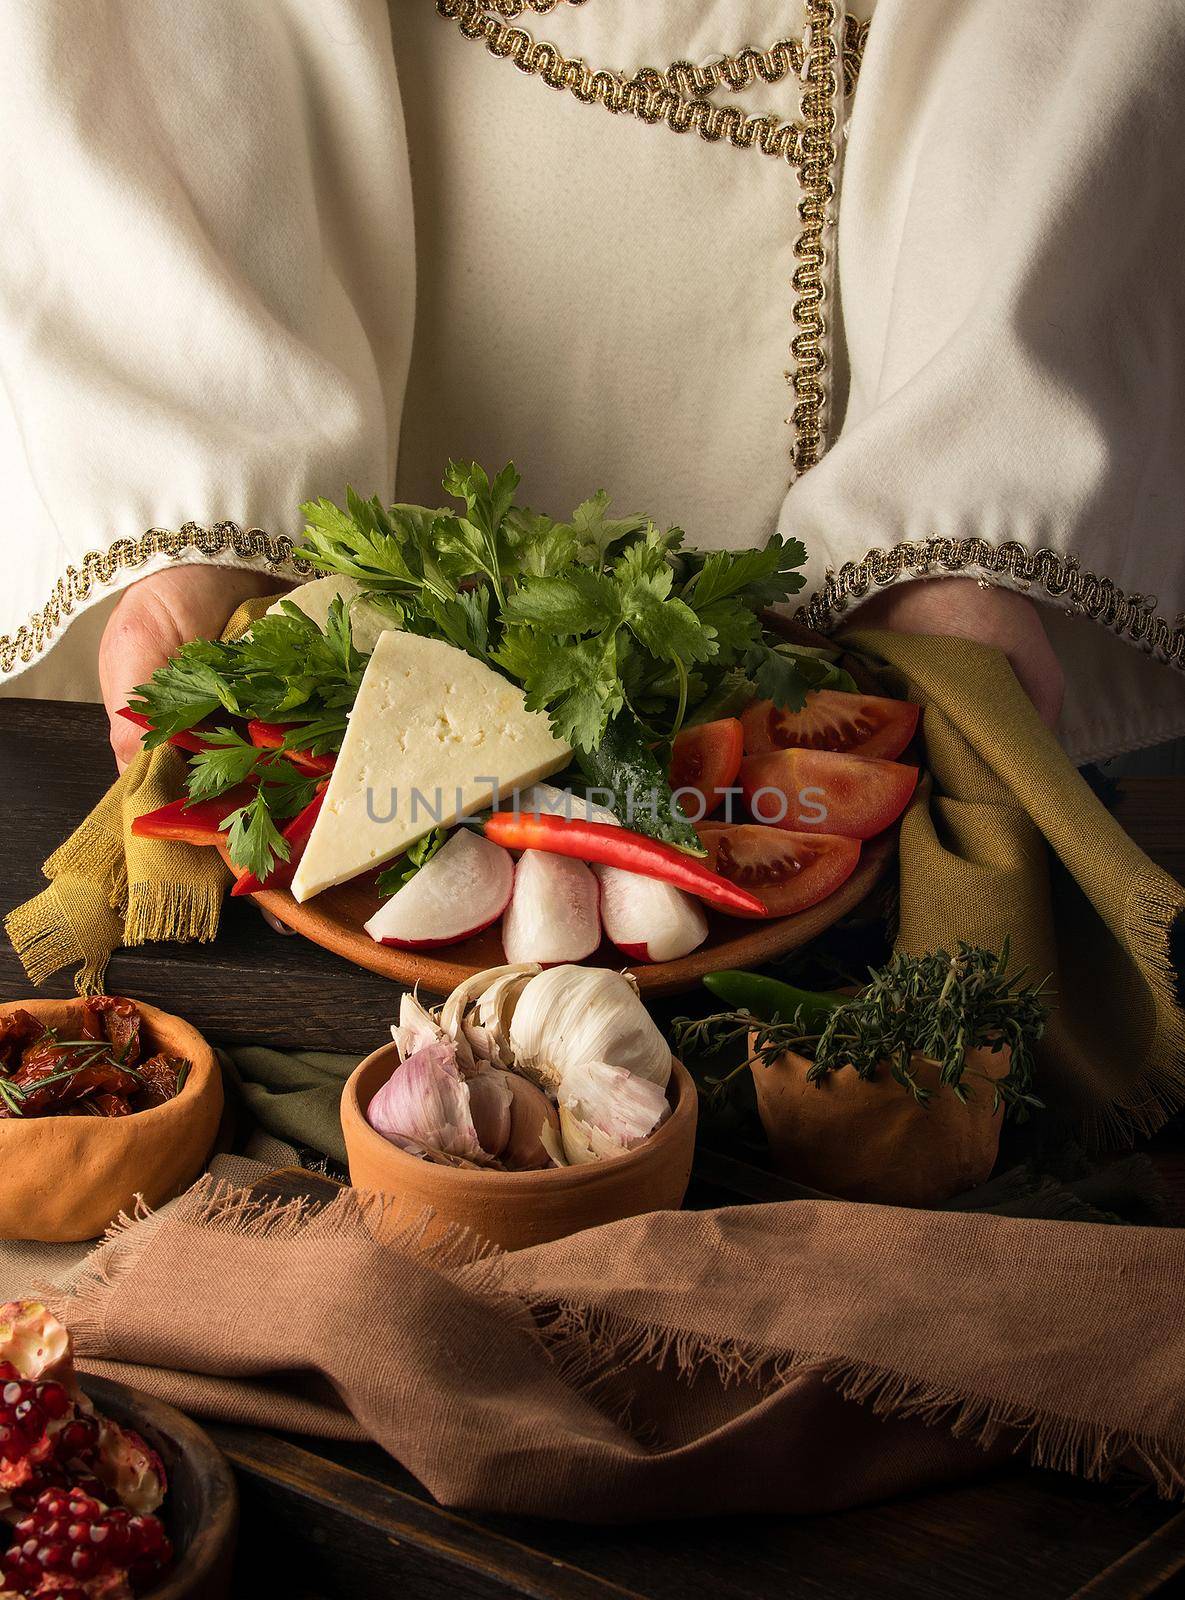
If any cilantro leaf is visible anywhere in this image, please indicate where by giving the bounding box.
[184,728,265,800]
[566,491,649,565]
[509,634,624,751]
[682,536,807,611]
[577,712,703,852]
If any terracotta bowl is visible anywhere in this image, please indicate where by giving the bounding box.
[83,1374,238,1599]
[341,1047,697,1250]
[0,998,224,1243]
[750,1034,1011,1208]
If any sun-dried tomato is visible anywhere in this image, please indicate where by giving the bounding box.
[79,995,142,1066]
[0,1010,44,1076]
[79,1093,134,1118]
[134,1054,186,1109]
[13,1048,140,1115]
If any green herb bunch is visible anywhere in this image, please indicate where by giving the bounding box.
[675,943,1051,1116]
[298,463,859,846]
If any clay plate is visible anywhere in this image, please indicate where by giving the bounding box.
[230,827,896,999]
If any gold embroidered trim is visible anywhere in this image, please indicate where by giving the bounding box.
[798,540,1185,667]
[0,525,310,676]
[434,0,810,165]
[484,0,585,16]
[788,0,840,476]
[842,16,870,97]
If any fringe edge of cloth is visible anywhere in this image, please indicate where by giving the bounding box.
[124,877,224,948]
[49,1178,1185,1504]
[4,884,118,994]
[1100,869,1185,1144]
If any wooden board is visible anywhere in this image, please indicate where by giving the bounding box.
[5,699,1185,1599]
[237,828,897,999]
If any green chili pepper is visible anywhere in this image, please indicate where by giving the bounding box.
[702,970,847,1029]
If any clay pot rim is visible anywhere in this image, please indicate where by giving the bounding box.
[341,1045,696,1193]
[0,997,217,1131]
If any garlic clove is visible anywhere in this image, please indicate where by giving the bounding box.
[509,966,672,1092]
[462,1020,502,1069]
[367,1040,488,1163]
[557,1059,669,1164]
[390,988,441,1063]
[539,1118,569,1169]
[477,969,539,1061]
[438,963,540,1042]
[503,1072,561,1170]
[466,1069,514,1158]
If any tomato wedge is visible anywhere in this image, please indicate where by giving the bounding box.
[740,749,917,840]
[669,718,744,818]
[741,689,920,761]
[696,824,861,920]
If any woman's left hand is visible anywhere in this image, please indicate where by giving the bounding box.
[851,578,1065,728]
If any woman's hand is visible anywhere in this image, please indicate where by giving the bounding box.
[99,565,284,770]
[851,578,1065,727]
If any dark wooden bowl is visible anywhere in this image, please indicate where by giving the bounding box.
[82,1375,238,1599]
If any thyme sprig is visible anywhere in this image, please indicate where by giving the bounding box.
[674,942,1051,1116]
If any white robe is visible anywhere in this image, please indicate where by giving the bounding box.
[2,0,1183,763]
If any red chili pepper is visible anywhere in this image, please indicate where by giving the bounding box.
[247,720,335,776]
[231,784,328,896]
[117,707,217,754]
[130,783,258,847]
[483,812,767,917]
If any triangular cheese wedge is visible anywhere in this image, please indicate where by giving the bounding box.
[266,576,395,655]
[291,632,571,901]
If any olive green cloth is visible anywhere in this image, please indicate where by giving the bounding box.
[219,1046,355,1167]
[4,595,275,993]
[844,629,1185,1143]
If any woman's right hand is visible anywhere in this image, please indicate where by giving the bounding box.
[99,565,283,770]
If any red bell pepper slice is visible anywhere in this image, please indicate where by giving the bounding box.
[483,812,767,917]
[117,707,218,754]
[246,719,336,776]
[231,784,328,896]
[130,783,258,847]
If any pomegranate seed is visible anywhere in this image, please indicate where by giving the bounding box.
[2,1380,22,1406]
[36,1382,70,1420]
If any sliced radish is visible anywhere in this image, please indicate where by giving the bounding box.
[364,830,513,949]
[515,784,708,963]
[595,865,708,963]
[501,850,601,966]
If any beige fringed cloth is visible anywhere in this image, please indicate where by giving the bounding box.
[54,1177,1185,1516]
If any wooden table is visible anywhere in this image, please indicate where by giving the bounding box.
[3,696,1184,1599]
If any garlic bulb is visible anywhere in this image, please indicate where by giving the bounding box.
[367,1041,487,1163]
[554,1059,669,1165]
[509,966,672,1091]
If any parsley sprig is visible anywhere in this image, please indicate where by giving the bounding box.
[130,598,366,754]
